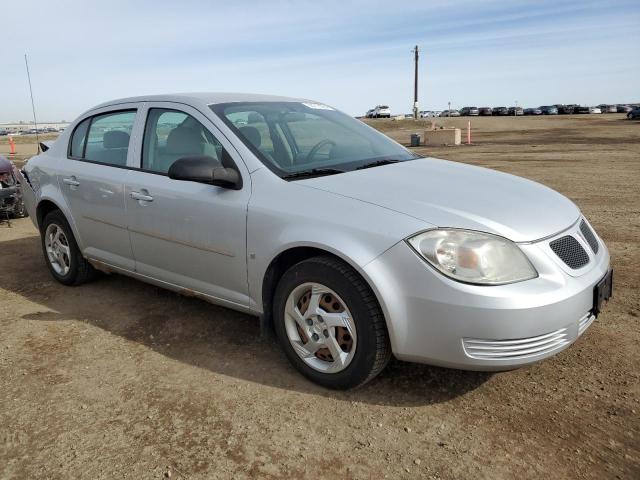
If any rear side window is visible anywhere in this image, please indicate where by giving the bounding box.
[69,118,90,158]
[68,110,136,167]
[85,111,135,166]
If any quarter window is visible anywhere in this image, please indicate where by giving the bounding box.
[69,118,90,158]
[142,109,224,174]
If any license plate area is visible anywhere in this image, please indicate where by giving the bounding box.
[593,269,613,317]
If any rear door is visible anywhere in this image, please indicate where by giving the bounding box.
[124,102,251,307]
[57,106,141,269]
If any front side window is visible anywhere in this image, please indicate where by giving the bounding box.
[142,108,225,174]
[212,102,419,179]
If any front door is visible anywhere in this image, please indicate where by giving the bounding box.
[57,108,139,270]
[124,103,251,307]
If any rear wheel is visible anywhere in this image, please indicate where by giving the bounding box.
[41,210,95,285]
[273,256,391,389]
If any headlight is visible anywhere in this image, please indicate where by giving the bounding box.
[407,229,537,285]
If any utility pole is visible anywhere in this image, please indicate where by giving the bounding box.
[412,45,419,119]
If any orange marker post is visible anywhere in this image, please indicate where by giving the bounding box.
[9,136,16,156]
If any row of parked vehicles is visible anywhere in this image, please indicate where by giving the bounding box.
[426,104,638,117]
[364,104,639,119]
[0,127,64,136]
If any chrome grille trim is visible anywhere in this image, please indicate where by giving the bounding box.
[549,235,589,269]
[463,328,569,360]
[579,220,599,254]
[578,312,596,336]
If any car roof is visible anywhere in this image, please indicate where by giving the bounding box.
[89,92,313,112]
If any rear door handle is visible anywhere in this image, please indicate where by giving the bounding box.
[130,191,154,202]
[62,177,80,187]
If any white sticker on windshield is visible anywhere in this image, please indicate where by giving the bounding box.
[302,102,334,110]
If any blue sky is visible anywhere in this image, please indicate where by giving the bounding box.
[1,0,639,122]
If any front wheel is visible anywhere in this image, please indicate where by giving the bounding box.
[273,256,391,389]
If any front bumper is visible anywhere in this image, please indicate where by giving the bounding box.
[363,226,610,371]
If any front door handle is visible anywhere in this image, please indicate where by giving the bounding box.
[130,191,154,202]
[63,177,80,187]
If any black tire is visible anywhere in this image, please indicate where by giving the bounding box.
[273,256,391,389]
[41,210,95,286]
[11,198,28,218]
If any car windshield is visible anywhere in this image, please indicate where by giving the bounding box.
[211,102,419,179]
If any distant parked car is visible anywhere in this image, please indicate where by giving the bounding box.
[479,107,492,116]
[439,109,460,117]
[0,130,8,136]
[524,108,542,115]
[600,105,617,114]
[365,109,375,118]
[371,105,391,118]
[419,110,438,118]
[459,107,479,116]
[404,114,414,119]
[540,106,558,115]
[617,105,632,113]
[555,104,575,114]
[589,107,602,114]
[627,107,640,119]
[492,107,509,116]
[574,106,590,114]
[508,106,524,116]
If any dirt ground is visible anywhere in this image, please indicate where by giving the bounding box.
[1,115,639,479]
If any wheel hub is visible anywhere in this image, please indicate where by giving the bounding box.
[285,282,357,373]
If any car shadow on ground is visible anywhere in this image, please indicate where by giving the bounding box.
[1,233,491,406]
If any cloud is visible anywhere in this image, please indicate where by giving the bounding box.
[1,0,638,122]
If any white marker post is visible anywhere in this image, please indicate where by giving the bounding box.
[467,120,471,145]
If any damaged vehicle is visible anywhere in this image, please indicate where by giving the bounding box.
[20,93,612,389]
[0,155,28,222]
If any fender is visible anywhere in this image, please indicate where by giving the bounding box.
[246,169,431,316]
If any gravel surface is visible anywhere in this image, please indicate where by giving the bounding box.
[1,114,638,479]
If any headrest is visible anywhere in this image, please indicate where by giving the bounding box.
[166,127,203,155]
[239,126,261,148]
[103,130,130,149]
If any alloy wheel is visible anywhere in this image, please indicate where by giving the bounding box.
[45,223,71,276]
[284,282,357,373]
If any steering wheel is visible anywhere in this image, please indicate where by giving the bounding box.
[305,139,336,163]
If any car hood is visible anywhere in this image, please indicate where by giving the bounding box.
[299,158,580,242]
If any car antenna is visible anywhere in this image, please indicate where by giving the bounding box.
[24,53,41,154]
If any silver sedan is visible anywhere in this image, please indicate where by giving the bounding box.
[20,93,612,389]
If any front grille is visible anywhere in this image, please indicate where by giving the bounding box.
[550,235,589,269]
[463,328,569,360]
[580,220,599,254]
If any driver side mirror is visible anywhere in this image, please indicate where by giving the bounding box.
[168,156,242,190]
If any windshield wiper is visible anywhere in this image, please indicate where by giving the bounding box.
[355,159,401,170]
[282,168,346,180]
